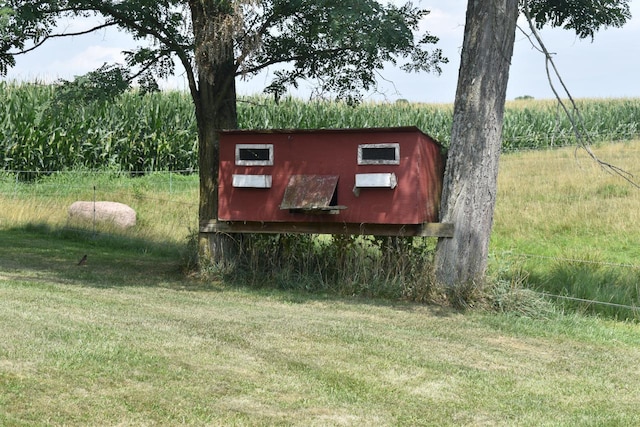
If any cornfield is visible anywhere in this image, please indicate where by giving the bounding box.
[1,82,198,174]
[2,81,639,174]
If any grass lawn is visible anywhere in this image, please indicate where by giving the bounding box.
[1,226,640,426]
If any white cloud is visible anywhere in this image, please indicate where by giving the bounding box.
[4,2,640,103]
[50,45,126,77]
[422,5,466,38]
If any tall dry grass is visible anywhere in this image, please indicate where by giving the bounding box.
[494,140,640,255]
[0,171,198,245]
[493,140,640,317]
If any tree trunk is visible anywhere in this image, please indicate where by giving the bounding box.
[434,0,519,296]
[188,0,241,266]
[196,63,241,266]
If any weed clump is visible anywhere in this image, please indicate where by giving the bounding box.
[213,234,438,302]
[191,233,559,316]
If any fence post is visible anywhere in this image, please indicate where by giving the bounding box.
[93,185,97,237]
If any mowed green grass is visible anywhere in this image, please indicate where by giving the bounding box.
[1,228,640,426]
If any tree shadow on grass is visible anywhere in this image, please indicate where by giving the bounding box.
[0,223,458,317]
[0,223,204,290]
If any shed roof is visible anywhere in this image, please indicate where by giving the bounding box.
[218,126,439,143]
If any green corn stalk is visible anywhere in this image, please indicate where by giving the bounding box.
[2,82,640,178]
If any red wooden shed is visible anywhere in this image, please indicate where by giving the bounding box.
[202,126,452,237]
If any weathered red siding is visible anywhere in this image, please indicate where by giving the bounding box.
[217,127,444,225]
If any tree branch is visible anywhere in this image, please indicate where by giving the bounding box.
[88,4,199,103]
[12,21,119,55]
[13,4,198,100]
[234,7,278,69]
[521,3,639,188]
[237,47,353,77]
[126,49,172,82]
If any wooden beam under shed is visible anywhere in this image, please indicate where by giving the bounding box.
[200,220,454,237]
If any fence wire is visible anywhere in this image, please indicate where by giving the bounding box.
[497,251,640,271]
[538,292,639,313]
[494,250,640,317]
[2,166,639,317]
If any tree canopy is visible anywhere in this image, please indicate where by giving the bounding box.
[525,0,631,39]
[0,0,446,102]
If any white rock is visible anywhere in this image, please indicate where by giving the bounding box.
[69,201,136,228]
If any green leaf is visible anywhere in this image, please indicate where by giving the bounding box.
[524,0,632,39]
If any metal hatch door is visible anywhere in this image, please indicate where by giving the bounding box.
[280,175,347,214]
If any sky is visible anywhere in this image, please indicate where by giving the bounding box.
[4,1,640,104]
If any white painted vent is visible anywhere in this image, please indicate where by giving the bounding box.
[355,173,398,189]
[232,174,272,188]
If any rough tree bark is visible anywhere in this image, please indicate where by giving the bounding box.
[189,0,241,265]
[434,0,519,296]
[195,60,241,265]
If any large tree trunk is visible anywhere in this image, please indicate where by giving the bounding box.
[189,0,241,266]
[195,63,240,265]
[434,0,519,296]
